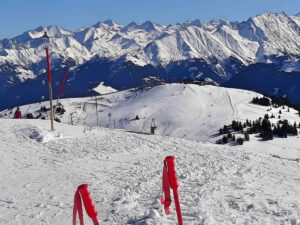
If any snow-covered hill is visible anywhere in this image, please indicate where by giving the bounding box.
[2,84,300,160]
[0,117,300,224]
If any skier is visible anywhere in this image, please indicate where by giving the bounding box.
[14,107,22,119]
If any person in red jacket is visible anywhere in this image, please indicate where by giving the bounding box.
[14,107,22,119]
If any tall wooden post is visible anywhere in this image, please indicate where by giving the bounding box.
[44,32,54,131]
[95,95,99,126]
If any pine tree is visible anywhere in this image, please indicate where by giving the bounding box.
[244,133,250,141]
[223,125,228,133]
[227,133,233,139]
[223,136,228,144]
[293,122,298,135]
[246,119,250,126]
[261,118,273,141]
[237,137,244,145]
[264,114,269,120]
[294,127,298,136]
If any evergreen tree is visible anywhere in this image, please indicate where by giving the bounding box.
[244,133,250,141]
[260,118,273,141]
[237,137,244,145]
[252,97,271,106]
[223,125,228,133]
[227,133,233,140]
[223,136,228,144]
[294,127,298,136]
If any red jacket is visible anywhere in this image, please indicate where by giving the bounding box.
[14,110,22,119]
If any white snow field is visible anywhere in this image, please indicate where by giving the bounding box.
[2,84,300,160]
[0,119,300,225]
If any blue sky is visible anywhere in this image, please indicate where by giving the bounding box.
[0,0,299,38]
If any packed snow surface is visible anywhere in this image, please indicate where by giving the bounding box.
[0,119,300,225]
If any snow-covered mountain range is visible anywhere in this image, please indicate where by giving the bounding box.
[1,12,300,109]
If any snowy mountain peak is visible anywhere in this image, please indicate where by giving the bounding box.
[190,19,202,27]
[6,25,72,46]
[44,25,72,37]
[120,22,138,33]
[258,11,287,17]
[102,19,116,26]
[140,21,162,32]
[92,20,121,29]
[92,21,103,27]
[180,19,202,28]
[203,19,229,32]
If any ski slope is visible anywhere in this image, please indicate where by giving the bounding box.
[2,84,300,160]
[1,84,300,160]
[1,84,259,142]
[0,119,300,225]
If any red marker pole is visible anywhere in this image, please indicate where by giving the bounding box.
[165,156,183,225]
[56,71,68,107]
[161,156,183,225]
[73,184,100,225]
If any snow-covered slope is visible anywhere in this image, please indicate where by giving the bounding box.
[98,84,237,141]
[2,84,300,160]
[0,118,300,225]
[239,12,300,59]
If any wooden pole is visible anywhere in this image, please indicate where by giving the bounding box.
[95,96,99,126]
[46,46,54,131]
